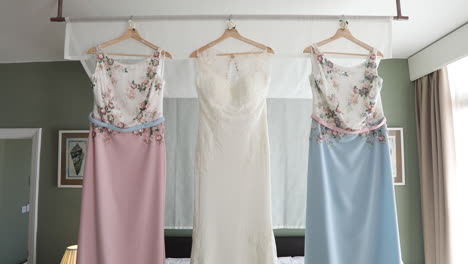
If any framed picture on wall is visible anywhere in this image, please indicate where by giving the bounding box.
[58,130,88,188]
[388,128,405,185]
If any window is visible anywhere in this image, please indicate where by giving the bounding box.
[447,56,468,264]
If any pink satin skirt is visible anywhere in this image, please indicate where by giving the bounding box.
[77,123,166,264]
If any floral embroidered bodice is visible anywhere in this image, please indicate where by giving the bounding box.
[309,44,386,134]
[91,46,165,130]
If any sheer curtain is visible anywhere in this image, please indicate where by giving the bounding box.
[447,57,468,264]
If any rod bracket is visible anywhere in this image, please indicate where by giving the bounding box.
[50,0,65,22]
[393,0,409,21]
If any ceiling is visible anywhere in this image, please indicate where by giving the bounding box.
[0,0,467,63]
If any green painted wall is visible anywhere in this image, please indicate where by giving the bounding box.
[0,62,91,264]
[0,59,424,264]
[380,59,425,264]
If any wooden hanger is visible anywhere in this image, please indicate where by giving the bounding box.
[303,19,384,58]
[190,18,274,58]
[87,19,173,59]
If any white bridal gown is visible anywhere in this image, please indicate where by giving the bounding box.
[191,51,277,264]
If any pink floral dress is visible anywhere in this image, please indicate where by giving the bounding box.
[77,47,167,264]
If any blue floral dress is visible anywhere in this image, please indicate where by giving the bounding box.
[305,44,403,264]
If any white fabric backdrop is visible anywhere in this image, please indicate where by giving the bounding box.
[65,18,391,228]
[65,18,392,99]
[163,98,310,228]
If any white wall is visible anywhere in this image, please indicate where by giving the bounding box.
[408,22,468,81]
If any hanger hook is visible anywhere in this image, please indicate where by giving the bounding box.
[128,15,136,30]
[339,15,348,30]
[227,15,236,30]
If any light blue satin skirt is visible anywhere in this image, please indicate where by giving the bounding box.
[305,119,403,264]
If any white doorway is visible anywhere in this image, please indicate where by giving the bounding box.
[0,129,41,264]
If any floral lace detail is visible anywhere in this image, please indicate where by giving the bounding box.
[91,122,165,144]
[94,105,124,128]
[311,120,345,144]
[132,123,165,144]
[91,123,117,143]
[92,46,164,129]
[358,128,387,145]
[316,53,350,78]
[134,100,161,123]
[95,52,116,80]
[315,102,345,131]
[310,44,384,132]
[310,120,387,145]
[348,52,380,113]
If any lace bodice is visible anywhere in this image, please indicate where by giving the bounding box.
[91,46,165,130]
[309,44,386,133]
[196,51,271,116]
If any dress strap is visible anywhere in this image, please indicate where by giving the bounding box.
[310,43,320,53]
[311,43,324,57]
[95,45,105,61]
[309,43,324,65]
[151,48,161,59]
[159,49,165,78]
[148,48,165,78]
[366,47,379,70]
[369,47,377,59]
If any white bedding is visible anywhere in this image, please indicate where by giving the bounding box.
[166,257,304,264]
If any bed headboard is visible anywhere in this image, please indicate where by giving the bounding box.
[165,236,305,258]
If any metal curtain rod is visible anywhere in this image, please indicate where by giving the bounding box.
[50,0,409,22]
[65,14,395,23]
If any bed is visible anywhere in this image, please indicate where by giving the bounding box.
[164,236,305,263]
